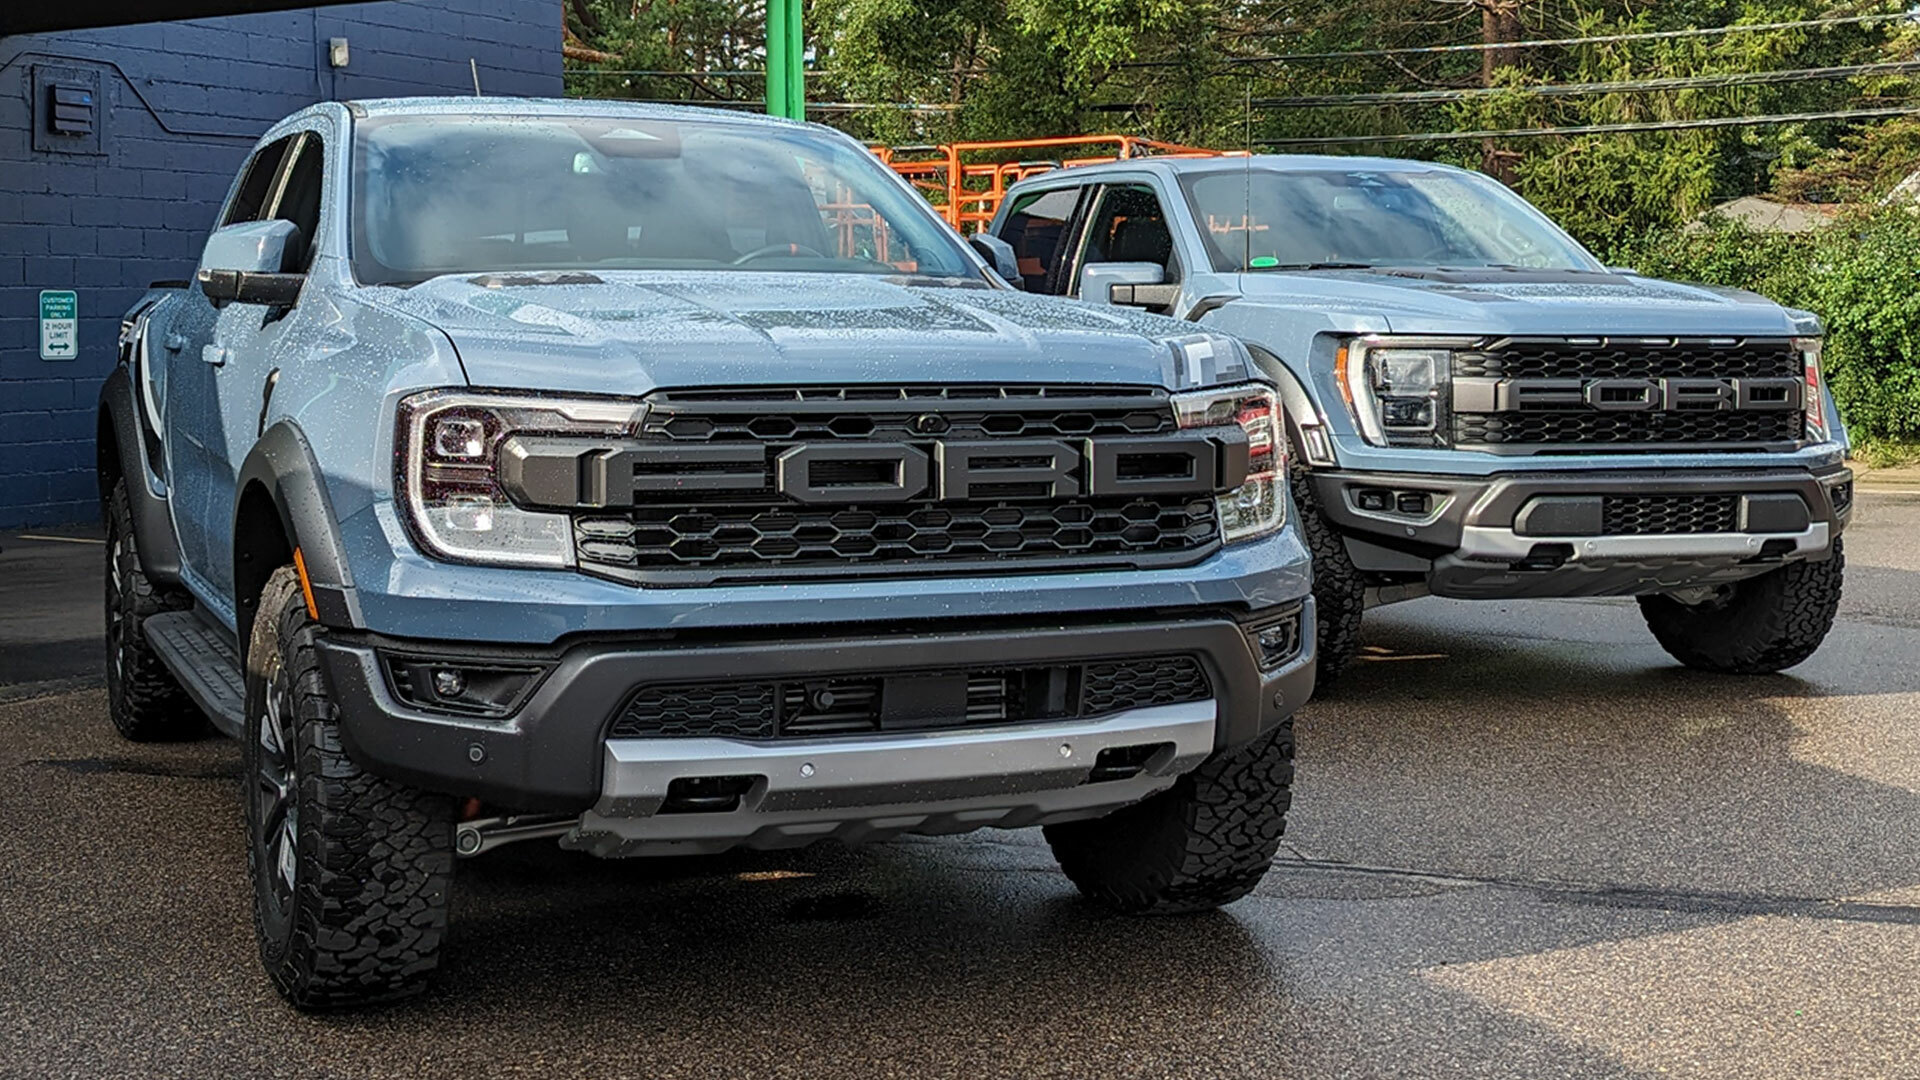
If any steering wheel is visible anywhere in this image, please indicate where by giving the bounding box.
[732,243,826,265]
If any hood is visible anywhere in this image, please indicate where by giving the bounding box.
[1234,267,1800,337]
[364,271,1233,395]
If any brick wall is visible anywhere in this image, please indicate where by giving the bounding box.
[0,0,562,527]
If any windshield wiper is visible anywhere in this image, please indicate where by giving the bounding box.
[1247,261,1377,272]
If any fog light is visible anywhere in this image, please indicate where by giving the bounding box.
[1247,606,1304,671]
[383,656,548,719]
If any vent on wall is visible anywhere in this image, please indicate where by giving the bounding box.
[31,65,105,156]
[48,85,96,136]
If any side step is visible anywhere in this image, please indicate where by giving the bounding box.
[143,611,246,738]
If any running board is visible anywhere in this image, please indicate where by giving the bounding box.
[143,612,246,738]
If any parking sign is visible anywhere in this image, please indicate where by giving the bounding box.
[40,290,78,361]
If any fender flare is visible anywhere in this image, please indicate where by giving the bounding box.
[97,366,185,584]
[233,421,361,631]
[1241,342,1330,462]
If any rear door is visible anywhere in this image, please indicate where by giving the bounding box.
[994,185,1087,294]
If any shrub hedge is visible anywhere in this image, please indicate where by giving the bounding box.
[1613,209,1920,443]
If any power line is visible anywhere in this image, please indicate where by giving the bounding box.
[1234,59,1920,109]
[1256,103,1920,146]
[568,95,960,113]
[1143,11,1917,68]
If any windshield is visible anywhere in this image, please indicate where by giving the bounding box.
[351,115,975,286]
[1179,166,1600,273]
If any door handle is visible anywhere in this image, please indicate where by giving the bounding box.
[164,334,186,352]
[201,345,229,367]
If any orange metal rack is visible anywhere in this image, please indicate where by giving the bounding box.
[872,134,1236,234]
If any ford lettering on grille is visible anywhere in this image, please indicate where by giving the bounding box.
[502,433,1243,508]
[1452,376,1804,414]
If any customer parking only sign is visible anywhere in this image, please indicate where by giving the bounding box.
[40,290,78,360]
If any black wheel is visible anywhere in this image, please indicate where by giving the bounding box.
[1043,720,1295,914]
[245,565,455,1009]
[1638,540,1845,674]
[1287,442,1365,688]
[103,477,204,741]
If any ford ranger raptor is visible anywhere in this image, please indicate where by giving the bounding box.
[992,155,1851,684]
[97,100,1317,1008]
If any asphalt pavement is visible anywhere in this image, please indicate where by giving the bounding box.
[3,492,1918,1079]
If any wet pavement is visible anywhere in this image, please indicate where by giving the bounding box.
[3,494,1918,1079]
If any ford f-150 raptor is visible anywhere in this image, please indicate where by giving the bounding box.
[96,100,1316,1008]
[991,155,1851,683]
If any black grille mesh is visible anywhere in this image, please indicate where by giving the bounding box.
[578,498,1217,572]
[607,654,1214,740]
[1081,657,1212,715]
[1453,410,1802,447]
[1455,339,1801,380]
[1601,495,1740,535]
[615,684,778,739]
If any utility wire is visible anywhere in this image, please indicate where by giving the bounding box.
[1130,10,1918,68]
[1194,59,1920,109]
[1256,103,1920,145]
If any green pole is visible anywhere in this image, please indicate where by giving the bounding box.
[784,0,805,121]
[765,0,789,119]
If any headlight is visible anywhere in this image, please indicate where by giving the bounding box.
[396,390,643,568]
[1794,336,1832,444]
[1337,337,1459,448]
[1171,382,1286,543]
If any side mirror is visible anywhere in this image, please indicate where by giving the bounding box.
[197,219,305,308]
[968,234,1023,289]
[1606,265,1638,275]
[1083,261,1178,311]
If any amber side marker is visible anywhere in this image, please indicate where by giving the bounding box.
[292,548,320,621]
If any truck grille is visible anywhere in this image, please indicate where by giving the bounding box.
[571,385,1220,585]
[1451,337,1805,450]
[577,498,1216,572]
[607,655,1212,740]
[1601,494,1739,535]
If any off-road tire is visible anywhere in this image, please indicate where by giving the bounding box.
[1043,719,1295,914]
[1288,444,1365,688]
[103,477,203,741]
[245,566,455,1010]
[1638,539,1846,674]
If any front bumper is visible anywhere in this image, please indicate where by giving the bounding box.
[569,702,1216,856]
[1312,465,1852,600]
[314,605,1315,822]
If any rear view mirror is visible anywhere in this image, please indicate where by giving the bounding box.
[1083,261,1178,311]
[197,219,305,307]
[968,234,1023,288]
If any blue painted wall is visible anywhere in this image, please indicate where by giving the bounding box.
[0,1,562,527]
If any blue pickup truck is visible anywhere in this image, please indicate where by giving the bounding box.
[993,156,1852,684]
[98,100,1316,1007]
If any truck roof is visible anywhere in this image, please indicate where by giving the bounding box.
[1018,153,1474,183]
[339,96,811,129]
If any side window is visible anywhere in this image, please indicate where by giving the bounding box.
[1074,184,1175,293]
[997,187,1081,293]
[222,136,293,227]
[267,133,325,271]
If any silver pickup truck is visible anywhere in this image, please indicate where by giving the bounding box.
[990,156,1852,683]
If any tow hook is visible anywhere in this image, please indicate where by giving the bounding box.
[454,814,579,857]
[1510,542,1574,571]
